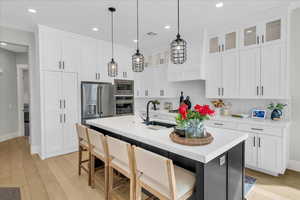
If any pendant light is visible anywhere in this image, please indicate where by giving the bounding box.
[132,0,144,72]
[108,7,118,77]
[170,0,187,64]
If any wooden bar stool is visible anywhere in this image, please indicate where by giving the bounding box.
[106,136,135,200]
[133,146,195,200]
[75,123,91,186]
[87,128,109,199]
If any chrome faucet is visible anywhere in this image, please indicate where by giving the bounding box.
[146,100,157,123]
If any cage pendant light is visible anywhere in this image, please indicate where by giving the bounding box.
[108,7,118,77]
[132,0,144,72]
[170,0,187,64]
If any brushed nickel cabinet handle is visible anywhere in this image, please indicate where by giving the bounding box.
[262,35,265,43]
[251,128,264,131]
[64,114,66,123]
[222,88,224,96]
[257,86,259,96]
[258,137,261,148]
[261,86,264,96]
[214,123,224,126]
[257,36,260,44]
[62,61,65,70]
[59,100,62,109]
[63,100,66,109]
[218,88,220,96]
[59,114,62,123]
[59,61,62,69]
[218,45,221,52]
[253,136,256,147]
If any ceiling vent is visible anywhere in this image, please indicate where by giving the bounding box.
[146,32,158,36]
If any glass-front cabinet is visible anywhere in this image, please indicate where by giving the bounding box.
[208,30,238,54]
[241,18,284,49]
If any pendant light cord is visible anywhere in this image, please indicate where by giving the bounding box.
[177,0,180,36]
[111,10,114,59]
[136,0,140,51]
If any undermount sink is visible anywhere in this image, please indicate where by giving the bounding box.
[143,121,176,130]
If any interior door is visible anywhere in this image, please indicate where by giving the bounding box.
[245,132,257,167]
[62,36,81,73]
[62,72,79,153]
[239,47,261,98]
[222,51,239,98]
[43,71,63,156]
[257,134,282,173]
[205,54,222,98]
[260,43,285,98]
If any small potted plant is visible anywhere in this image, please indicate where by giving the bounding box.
[175,104,215,138]
[267,103,287,120]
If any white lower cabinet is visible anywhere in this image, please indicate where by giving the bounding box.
[207,120,288,175]
[42,70,79,159]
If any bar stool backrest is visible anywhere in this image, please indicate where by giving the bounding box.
[106,136,130,166]
[76,123,89,146]
[87,128,107,157]
[133,146,176,198]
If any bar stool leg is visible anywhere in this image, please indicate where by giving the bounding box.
[135,181,142,200]
[130,177,135,200]
[78,146,82,176]
[104,164,109,200]
[108,166,114,200]
[88,151,92,186]
[90,154,95,188]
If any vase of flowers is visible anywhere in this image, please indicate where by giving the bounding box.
[175,104,215,138]
[267,103,287,120]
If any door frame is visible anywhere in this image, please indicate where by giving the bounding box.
[17,64,29,138]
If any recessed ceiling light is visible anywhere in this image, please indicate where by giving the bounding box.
[28,8,37,13]
[164,25,171,29]
[0,42,7,46]
[246,30,253,34]
[133,39,138,43]
[216,2,224,8]
[92,27,99,32]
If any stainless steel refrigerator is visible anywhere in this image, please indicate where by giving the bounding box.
[81,82,114,124]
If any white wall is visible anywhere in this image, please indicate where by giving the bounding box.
[289,8,300,165]
[0,48,19,140]
[0,26,40,153]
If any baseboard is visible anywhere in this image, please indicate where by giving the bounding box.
[30,145,40,155]
[288,160,300,172]
[0,132,19,143]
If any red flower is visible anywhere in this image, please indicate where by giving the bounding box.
[178,104,188,120]
[194,104,214,116]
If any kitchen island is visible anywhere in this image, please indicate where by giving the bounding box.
[87,116,248,200]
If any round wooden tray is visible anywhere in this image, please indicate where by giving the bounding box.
[169,132,214,146]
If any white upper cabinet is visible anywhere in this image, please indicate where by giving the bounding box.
[240,18,285,49]
[239,47,261,98]
[206,16,288,99]
[115,45,133,80]
[260,43,286,98]
[39,26,80,73]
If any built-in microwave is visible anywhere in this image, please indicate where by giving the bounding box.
[114,79,134,96]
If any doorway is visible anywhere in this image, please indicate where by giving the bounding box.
[0,41,30,141]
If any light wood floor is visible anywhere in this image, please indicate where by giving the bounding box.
[0,137,300,200]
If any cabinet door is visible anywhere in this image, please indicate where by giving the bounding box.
[239,47,261,98]
[205,54,222,98]
[62,72,79,153]
[62,36,81,73]
[260,43,285,98]
[240,25,260,49]
[222,51,239,98]
[258,134,282,173]
[209,36,221,54]
[43,71,63,156]
[245,132,257,167]
[40,29,62,71]
[81,39,98,81]
[263,19,283,45]
[224,31,237,51]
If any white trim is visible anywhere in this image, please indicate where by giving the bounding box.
[288,160,300,172]
[30,145,40,155]
[0,132,19,143]
[289,2,300,10]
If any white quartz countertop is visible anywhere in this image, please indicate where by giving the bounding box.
[86,116,248,163]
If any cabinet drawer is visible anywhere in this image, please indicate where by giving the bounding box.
[237,124,282,137]
[205,120,237,129]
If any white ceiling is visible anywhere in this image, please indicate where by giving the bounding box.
[0,42,28,53]
[0,0,297,50]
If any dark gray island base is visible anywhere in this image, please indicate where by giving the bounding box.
[90,125,245,200]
